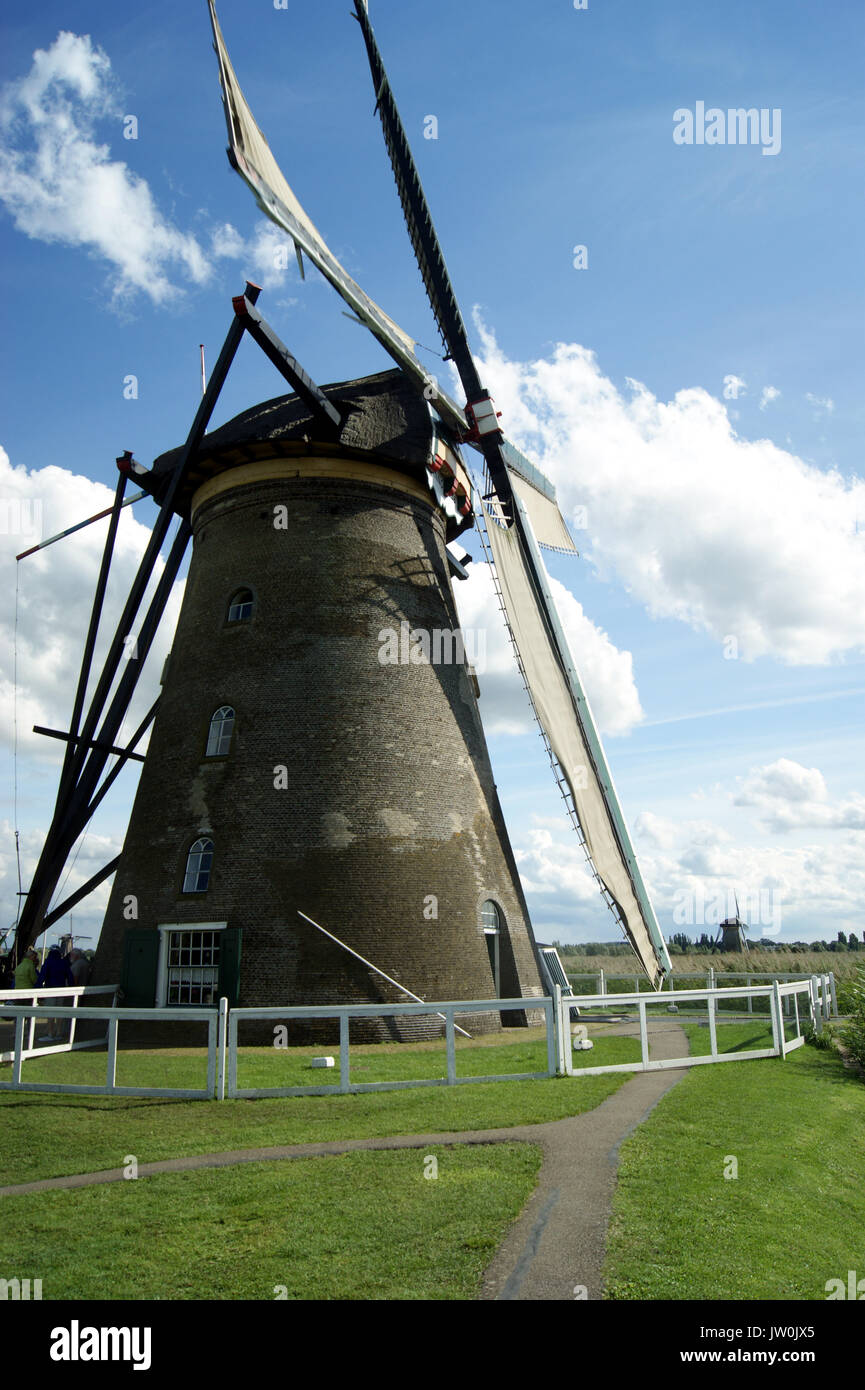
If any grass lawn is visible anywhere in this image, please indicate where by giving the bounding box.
[0,1144,542,1300]
[603,1035,865,1300]
[0,1034,640,1187]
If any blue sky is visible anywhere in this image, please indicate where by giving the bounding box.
[1,0,863,951]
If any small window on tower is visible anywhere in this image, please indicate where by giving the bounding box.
[183,838,214,893]
[206,706,235,757]
[227,589,254,624]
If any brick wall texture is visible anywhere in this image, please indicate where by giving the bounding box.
[92,455,544,1041]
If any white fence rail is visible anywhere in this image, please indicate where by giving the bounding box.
[0,976,833,1099]
[558,977,828,1077]
[566,968,838,1017]
[227,997,557,1099]
[0,984,119,1063]
[0,998,223,1099]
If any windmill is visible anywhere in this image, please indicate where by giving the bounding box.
[715,896,749,953]
[13,2,672,1027]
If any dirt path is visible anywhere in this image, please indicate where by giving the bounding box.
[0,1021,689,1300]
[478,1019,689,1300]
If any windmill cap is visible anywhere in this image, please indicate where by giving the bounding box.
[145,369,470,535]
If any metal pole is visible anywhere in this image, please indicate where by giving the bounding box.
[15,491,146,563]
[298,911,471,1038]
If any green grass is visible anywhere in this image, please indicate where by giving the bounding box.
[0,1034,639,1187]
[684,1020,776,1055]
[603,1039,865,1300]
[0,1144,542,1300]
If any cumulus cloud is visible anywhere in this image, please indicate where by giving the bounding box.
[0,33,297,307]
[1,444,184,936]
[759,385,781,410]
[734,758,865,832]
[0,445,181,763]
[210,219,298,293]
[0,32,213,304]
[472,317,865,665]
[452,555,643,737]
[805,393,834,417]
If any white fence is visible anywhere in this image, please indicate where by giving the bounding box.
[0,984,119,1063]
[556,975,830,1078]
[0,976,833,1100]
[226,997,558,1099]
[567,968,838,1017]
[0,996,224,1099]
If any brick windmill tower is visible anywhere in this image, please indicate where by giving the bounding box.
[15,3,671,1031]
[91,366,544,1032]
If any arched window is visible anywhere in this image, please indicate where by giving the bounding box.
[227,588,253,624]
[183,838,214,893]
[482,899,501,995]
[206,706,235,757]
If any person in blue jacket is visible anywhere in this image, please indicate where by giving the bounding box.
[37,945,73,1041]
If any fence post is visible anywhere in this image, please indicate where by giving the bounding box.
[709,966,715,991]
[638,999,649,1069]
[445,1009,456,1084]
[746,975,752,1015]
[106,1016,118,1091]
[828,972,837,1018]
[339,1011,350,1093]
[553,985,563,1074]
[545,997,557,1077]
[772,981,785,1059]
[216,997,228,1100]
[12,1014,25,1088]
[708,993,718,1058]
[599,969,606,997]
[26,995,36,1053]
[809,977,821,1035]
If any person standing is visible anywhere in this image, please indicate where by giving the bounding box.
[37,945,73,1042]
[68,949,90,989]
[14,949,39,991]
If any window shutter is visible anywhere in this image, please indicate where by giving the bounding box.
[120,929,160,1008]
[218,928,242,1007]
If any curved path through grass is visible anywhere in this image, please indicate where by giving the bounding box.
[1,1020,690,1301]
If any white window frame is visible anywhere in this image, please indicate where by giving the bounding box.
[206,706,235,757]
[156,922,228,1008]
[482,900,502,997]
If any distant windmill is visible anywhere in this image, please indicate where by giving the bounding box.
[715,896,749,953]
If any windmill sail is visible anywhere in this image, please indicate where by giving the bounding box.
[204,1,670,983]
[205,0,472,435]
[483,487,671,986]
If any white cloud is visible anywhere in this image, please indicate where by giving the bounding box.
[1,445,180,768]
[805,392,835,417]
[210,219,298,293]
[472,317,865,665]
[452,554,643,737]
[734,757,865,833]
[0,33,298,309]
[0,32,214,305]
[759,385,781,410]
[1,444,183,936]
